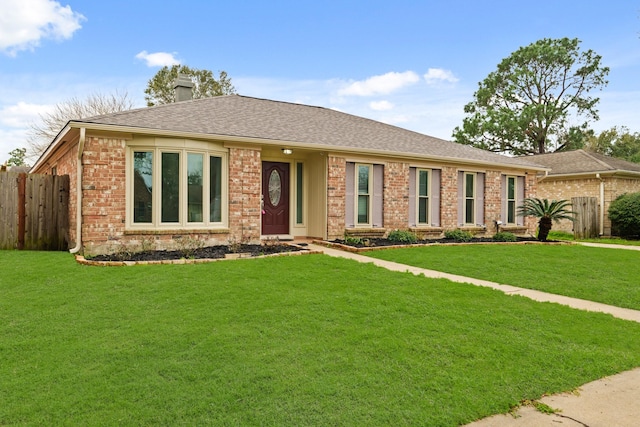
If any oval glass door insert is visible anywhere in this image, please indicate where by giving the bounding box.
[268,170,282,206]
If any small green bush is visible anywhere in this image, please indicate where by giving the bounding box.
[608,193,640,238]
[387,229,418,244]
[493,231,517,242]
[344,235,364,246]
[444,229,474,242]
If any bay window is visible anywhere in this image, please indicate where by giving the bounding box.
[129,146,226,228]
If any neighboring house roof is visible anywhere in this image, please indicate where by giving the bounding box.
[529,149,640,177]
[35,94,545,171]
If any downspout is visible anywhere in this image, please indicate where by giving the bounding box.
[69,127,86,254]
[596,173,605,236]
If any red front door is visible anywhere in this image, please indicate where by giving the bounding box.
[262,162,290,235]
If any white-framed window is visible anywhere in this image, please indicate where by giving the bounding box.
[502,175,525,226]
[417,169,430,225]
[464,172,475,225]
[356,163,372,225]
[457,171,484,226]
[506,176,516,224]
[129,146,227,229]
[295,162,304,225]
[345,162,383,228]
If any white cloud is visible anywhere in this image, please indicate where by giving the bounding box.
[369,100,394,111]
[135,51,181,67]
[0,101,52,128]
[0,0,84,56]
[424,68,459,84]
[338,71,420,96]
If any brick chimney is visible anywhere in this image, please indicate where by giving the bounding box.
[174,74,194,102]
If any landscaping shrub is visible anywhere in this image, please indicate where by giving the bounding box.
[387,229,418,244]
[608,192,640,238]
[344,235,364,246]
[444,229,474,242]
[493,231,517,242]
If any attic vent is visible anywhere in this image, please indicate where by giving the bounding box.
[174,74,194,102]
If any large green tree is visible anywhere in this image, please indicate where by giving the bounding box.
[453,38,609,155]
[144,65,236,106]
[557,126,640,163]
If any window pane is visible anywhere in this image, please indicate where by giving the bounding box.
[508,201,515,224]
[357,195,369,224]
[465,199,474,224]
[133,151,153,223]
[187,153,203,222]
[161,152,180,223]
[419,170,428,197]
[296,162,303,224]
[210,156,222,222]
[418,198,428,224]
[358,165,369,195]
[508,177,515,200]
[465,173,474,197]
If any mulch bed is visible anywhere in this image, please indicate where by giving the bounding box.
[330,236,539,249]
[86,243,307,263]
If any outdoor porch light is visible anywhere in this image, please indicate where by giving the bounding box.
[282,148,293,155]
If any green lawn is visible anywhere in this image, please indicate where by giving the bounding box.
[548,230,640,246]
[367,244,640,310]
[2,251,640,426]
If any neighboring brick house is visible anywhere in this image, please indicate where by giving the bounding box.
[532,149,640,236]
[31,92,545,255]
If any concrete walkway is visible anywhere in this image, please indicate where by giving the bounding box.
[307,243,640,426]
[307,243,640,323]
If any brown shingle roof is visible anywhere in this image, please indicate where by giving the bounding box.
[529,149,640,175]
[75,94,542,169]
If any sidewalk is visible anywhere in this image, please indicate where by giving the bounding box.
[307,243,640,426]
[307,243,640,323]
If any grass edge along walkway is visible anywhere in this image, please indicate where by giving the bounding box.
[308,243,640,324]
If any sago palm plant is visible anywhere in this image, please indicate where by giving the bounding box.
[517,198,576,242]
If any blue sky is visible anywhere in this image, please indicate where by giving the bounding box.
[1,0,639,164]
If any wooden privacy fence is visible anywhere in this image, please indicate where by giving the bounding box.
[0,172,69,250]
[572,196,598,239]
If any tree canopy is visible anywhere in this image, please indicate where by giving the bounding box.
[453,38,609,155]
[144,65,236,106]
[27,91,135,160]
[7,147,28,167]
[557,126,640,163]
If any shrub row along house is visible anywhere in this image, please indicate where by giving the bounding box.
[31,83,547,255]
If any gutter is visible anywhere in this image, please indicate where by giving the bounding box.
[69,127,86,254]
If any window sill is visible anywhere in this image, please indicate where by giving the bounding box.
[409,227,443,238]
[498,225,528,235]
[344,228,386,238]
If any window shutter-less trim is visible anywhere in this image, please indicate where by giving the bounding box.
[457,171,464,225]
[517,176,525,226]
[373,164,384,227]
[431,169,441,226]
[345,162,355,228]
[476,173,485,226]
[408,167,416,227]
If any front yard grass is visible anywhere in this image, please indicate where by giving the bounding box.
[2,251,640,425]
[367,244,640,310]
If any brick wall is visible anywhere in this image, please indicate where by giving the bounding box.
[440,166,458,229]
[383,161,409,230]
[538,176,640,235]
[326,156,346,240]
[228,147,261,243]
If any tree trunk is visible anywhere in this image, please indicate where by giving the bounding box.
[538,217,552,241]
